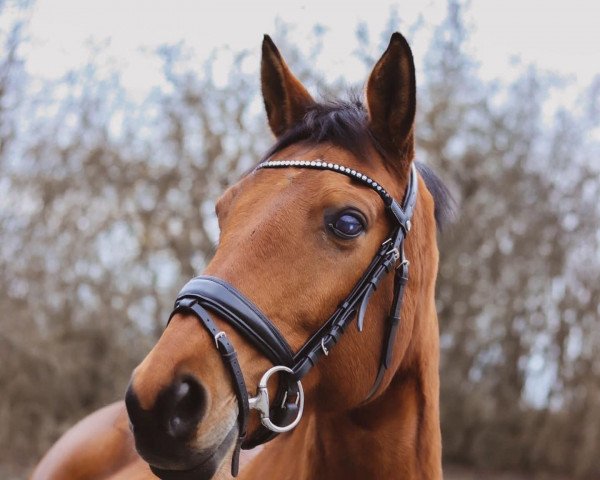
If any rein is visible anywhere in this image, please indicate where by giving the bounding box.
[168,159,418,476]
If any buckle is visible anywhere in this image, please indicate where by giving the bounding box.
[321,337,330,356]
[214,331,226,349]
[387,247,400,263]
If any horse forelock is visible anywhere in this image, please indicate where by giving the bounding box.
[262,97,453,233]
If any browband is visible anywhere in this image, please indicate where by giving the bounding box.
[169,159,418,476]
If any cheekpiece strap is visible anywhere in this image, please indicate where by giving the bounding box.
[170,299,248,476]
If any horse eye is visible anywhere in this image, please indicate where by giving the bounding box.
[328,212,365,239]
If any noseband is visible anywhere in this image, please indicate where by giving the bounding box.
[168,159,418,476]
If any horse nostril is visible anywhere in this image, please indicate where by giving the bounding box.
[125,375,207,450]
[165,376,206,439]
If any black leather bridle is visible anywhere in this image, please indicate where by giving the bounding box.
[168,159,418,476]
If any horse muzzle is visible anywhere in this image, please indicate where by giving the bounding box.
[148,426,237,480]
[125,375,237,479]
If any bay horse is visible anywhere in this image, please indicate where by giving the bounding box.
[32,31,446,480]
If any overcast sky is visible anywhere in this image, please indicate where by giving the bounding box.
[21,0,599,103]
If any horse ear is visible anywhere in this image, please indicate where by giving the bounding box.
[366,32,416,164]
[261,35,315,137]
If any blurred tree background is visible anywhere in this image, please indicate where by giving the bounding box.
[1,0,599,478]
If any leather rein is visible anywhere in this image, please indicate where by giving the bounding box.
[168,159,418,476]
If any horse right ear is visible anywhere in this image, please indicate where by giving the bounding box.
[366,32,416,166]
[261,35,315,137]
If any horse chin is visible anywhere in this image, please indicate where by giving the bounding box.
[148,425,237,480]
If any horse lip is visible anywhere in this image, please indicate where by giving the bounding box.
[150,448,216,475]
[149,425,237,480]
[149,453,215,480]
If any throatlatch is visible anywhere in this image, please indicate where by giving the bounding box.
[168,159,418,476]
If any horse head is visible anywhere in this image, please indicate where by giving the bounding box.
[125,32,442,480]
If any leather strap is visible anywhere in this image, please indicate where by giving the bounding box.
[364,239,410,400]
[169,299,248,477]
[291,237,399,381]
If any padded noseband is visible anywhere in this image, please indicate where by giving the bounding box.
[175,276,294,366]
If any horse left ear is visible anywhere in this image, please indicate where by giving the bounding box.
[366,32,416,165]
[261,35,315,137]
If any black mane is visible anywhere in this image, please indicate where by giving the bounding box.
[263,99,374,161]
[263,99,453,230]
[414,161,454,231]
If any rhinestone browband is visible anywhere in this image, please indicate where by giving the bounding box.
[256,160,393,204]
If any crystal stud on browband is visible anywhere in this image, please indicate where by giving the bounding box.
[256,159,393,202]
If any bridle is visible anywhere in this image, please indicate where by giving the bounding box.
[168,159,418,476]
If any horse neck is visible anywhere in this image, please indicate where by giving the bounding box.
[315,337,441,480]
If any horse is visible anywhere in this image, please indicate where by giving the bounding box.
[32,31,448,480]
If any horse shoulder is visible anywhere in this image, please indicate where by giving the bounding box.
[31,401,154,480]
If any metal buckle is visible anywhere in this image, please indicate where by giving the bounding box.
[387,247,400,263]
[321,338,329,356]
[380,238,393,252]
[214,331,226,349]
[248,366,304,434]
